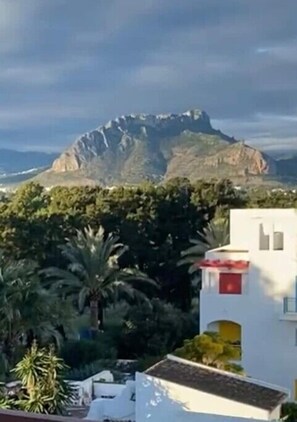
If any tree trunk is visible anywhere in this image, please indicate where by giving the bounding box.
[90,299,99,336]
[98,301,104,331]
[26,329,35,348]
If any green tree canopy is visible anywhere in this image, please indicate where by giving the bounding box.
[44,226,157,333]
[0,253,74,370]
[174,331,243,374]
[119,299,197,358]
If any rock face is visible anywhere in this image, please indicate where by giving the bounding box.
[49,110,277,185]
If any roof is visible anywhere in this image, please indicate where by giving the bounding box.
[145,356,288,411]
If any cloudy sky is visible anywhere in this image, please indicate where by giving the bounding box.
[1,0,297,153]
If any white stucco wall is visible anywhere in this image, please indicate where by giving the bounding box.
[200,208,297,397]
[93,382,125,398]
[68,370,114,404]
[87,380,135,421]
[135,372,273,422]
[171,413,272,422]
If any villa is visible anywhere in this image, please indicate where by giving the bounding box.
[85,354,288,422]
[200,208,297,398]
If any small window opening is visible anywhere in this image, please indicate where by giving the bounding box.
[273,231,284,250]
[259,223,270,250]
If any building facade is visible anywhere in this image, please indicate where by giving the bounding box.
[136,355,287,422]
[200,208,297,399]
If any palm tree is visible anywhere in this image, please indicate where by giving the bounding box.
[0,253,73,371]
[44,226,156,334]
[178,216,230,274]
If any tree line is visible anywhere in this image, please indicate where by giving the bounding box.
[1,178,297,414]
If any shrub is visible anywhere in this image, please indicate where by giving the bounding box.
[118,299,197,358]
[174,331,243,374]
[60,338,117,369]
[66,360,120,381]
[0,343,73,415]
[282,402,297,422]
[136,356,163,372]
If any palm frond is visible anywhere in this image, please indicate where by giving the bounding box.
[178,217,230,273]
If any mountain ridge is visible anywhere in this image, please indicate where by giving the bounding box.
[51,109,236,173]
[2,111,297,188]
[40,109,282,187]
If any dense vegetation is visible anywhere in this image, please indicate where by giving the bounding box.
[175,332,243,374]
[0,343,72,415]
[0,177,296,411]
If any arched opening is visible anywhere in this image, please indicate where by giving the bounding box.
[207,320,241,352]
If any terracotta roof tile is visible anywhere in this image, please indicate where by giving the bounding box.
[145,358,287,411]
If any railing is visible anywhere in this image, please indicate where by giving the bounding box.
[283,297,297,314]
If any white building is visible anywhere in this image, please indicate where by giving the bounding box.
[67,370,115,406]
[86,355,287,422]
[136,355,287,422]
[200,208,297,398]
[86,380,135,421]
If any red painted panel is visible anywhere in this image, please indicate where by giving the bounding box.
[219,273,242,294]
[199,259,249,270]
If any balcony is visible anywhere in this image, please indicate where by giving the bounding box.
[280,297,297,321]
[202,246,250,273]
[206,245,249,262]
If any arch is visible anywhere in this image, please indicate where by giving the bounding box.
[207,320,241,345]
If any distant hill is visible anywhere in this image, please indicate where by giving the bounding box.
[0,149,58,187]
[37,110,281,187]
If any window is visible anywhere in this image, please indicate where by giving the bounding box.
[203,271,217,292]
[259,223,270,250]
[219,273,242,294]
[273,224,284,250]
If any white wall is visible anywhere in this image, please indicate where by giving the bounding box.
[68,370,114,405]
[171,412,272,422]
[200,208,297,396]
[135,373,272,422]
[87,380,135,421]
[93,382,125,398]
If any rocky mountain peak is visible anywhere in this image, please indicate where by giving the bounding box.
[51,110,215,173]
[99,109,211,133]
[47,109,276,186]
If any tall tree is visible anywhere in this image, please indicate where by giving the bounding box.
[0,253,73,371]
[44,226,156,333]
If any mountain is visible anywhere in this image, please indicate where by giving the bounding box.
[0,149,58,186]
[38,109,280,187]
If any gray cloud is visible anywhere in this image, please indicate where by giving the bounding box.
[0,0,297,152]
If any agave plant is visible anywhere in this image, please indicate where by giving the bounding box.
[13,342,73,415]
